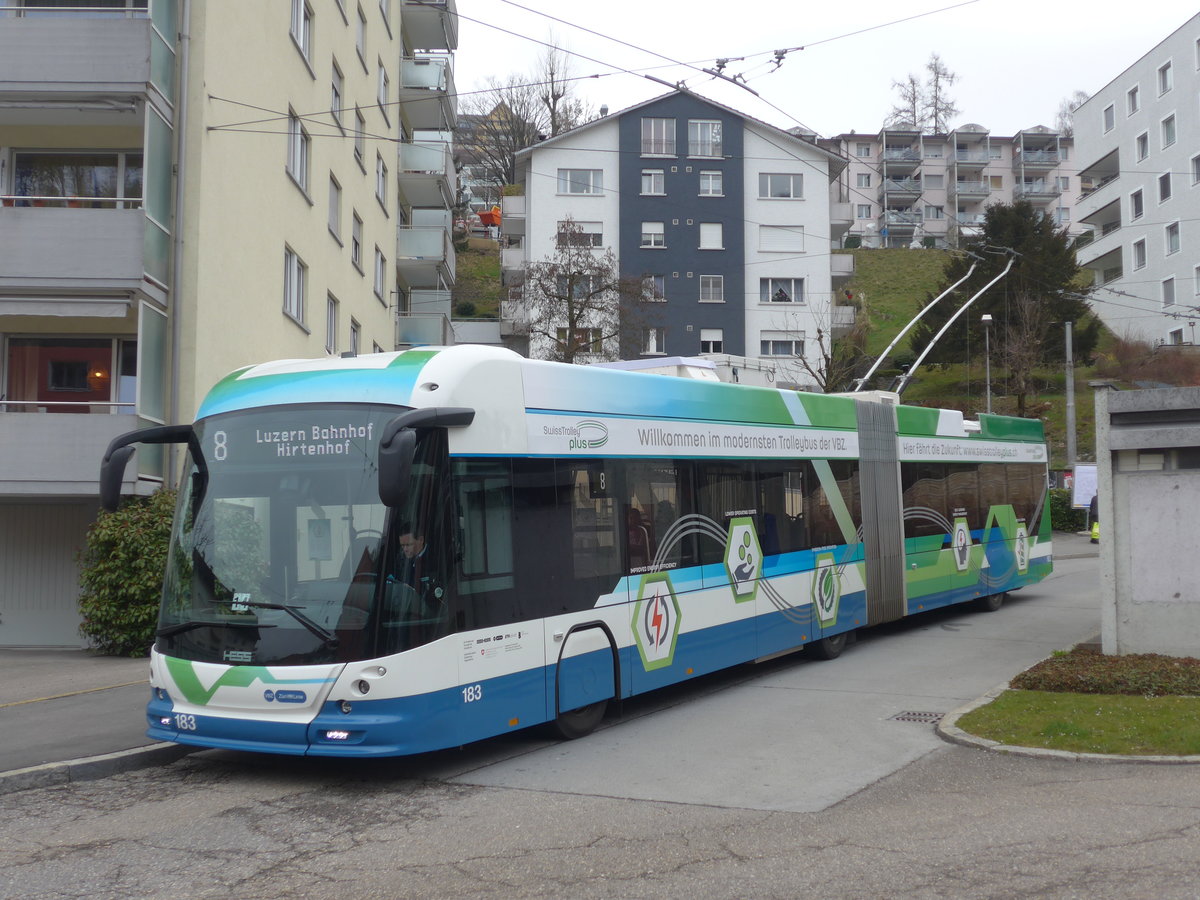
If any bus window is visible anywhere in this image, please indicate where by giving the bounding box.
[569,461,621,581]
[624,460,694,571]
[755,461,808,554]
[807,460,861,548]
[979,463,1008,519]
[947,464,980,527]
[902,462,947,538]
[696,461,756,565]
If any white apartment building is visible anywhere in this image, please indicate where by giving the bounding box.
[500,90,850,390]
[0,0,457,646]
[826,126,1081,249]
[1074,13,1200,345]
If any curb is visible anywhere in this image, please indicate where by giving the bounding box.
[938,683,1200,765]
[0,743,196,797]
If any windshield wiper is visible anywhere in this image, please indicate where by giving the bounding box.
[229,600,340,649]
[157,618,275,638]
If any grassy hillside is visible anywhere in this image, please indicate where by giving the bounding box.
[451,243,503,318]
[841,247,1097,467]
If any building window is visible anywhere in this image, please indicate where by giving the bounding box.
[1159,172,1172,203]
[856,204,872,219]
[641,222,665,248]
[760,330,803,357]
[1131,189,1144,220]
[356,5,366,66]
[988,174,1004,190]
[556,275,596,299]
[642,274,666,301]
[11,151,143,208]
[924,205,944,220]
[1194,264,1200,296]
[354,107,366,169]
[350,318,361,356]
[556,221,602,247]
[759,173,803,199]
[855,142,872,157]
[924,174,944,189]
[378,0,391,32]
[759,224,804,252]
[640,169,665,195]
[699,170,723,196]
[1169,328,1185,345]
[1127,84,1140,114]
[557,168,603,194]
[688,119,722,157]
[1192,154,1200,184]
[331,62,344,130]
[1158,60,1173,95]
[290,0,312,60]
[760,277,803,304]
[1103,104,1115,132]
[377,61,390,123]
[326,294,339,353]
[1166,221,1180,255]
[376,152,388,206]
[374,247,386,300]
[556,327,602,355]
[328,175,341,240]
[1055,176,1070,192]
[699,222,723,249]
[699,275,723,302]
[1054,207,1071,225]
[287,111,310,191]
[351,212,363,270]
[700,328,723,354]
[1133,238,1147,270]
[1136,132,1148,161]
[856,173,872,188]
[1163,276,1176,307]
[1162,114,1176,148]
[641,117,676,155]
[284,248,306,323]
[641,327,666,355]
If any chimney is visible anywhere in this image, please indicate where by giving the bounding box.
[600,105,609,117]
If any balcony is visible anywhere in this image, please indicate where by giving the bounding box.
[396,225,454,288]
[949,180,990,199]
[831,252,855,282]
[830,304,856,337]
[1076,225,1123,270]
[500,245,525,279]
[0,411,139,497]
[500,194,526,236]
[396,313,453,347]
[397,140,453,207]
[1079,196,1119,231]
[1012,181,1061,203]
[1012,149,1060,170]
[398,55,457,131]
[0,13,170,116]
[879,209,920,231]
[881,178,922,198]
[400,0,458,51]
[953,149,991,166]
[0,207,154,309]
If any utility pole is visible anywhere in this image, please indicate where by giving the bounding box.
[1065,320,1077,471]
[981,313,993,414]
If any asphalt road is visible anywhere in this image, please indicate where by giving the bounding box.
[9,554,1195,899]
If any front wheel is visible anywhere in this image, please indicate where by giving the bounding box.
[809,630,850,660]
[551,699,609,740]
[976,592,1006,612]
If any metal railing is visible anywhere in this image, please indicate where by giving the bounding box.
[0,195,143,209]
[1014,149,1060,165]
[0,399,134,413]
[0,4,148,18]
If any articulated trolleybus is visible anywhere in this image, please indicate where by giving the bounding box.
[101,345,1051,756]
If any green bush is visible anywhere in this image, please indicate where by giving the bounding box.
[1012,647,1200,697]
[77,489,177,656]
[1049,488,1087,532]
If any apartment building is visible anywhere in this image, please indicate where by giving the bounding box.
[0,0,457,646]
[500,90,851,390]
[1074,13,1200,345]
[826,126,1081,249]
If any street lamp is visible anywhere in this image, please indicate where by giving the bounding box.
[981,314,993,415]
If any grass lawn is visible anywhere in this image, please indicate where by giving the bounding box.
[955,647,1200,756]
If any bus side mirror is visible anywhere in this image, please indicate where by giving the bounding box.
[378,428,417,507]
[100,445,136,512]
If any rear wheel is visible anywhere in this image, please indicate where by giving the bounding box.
[809,630,850,660]
[551,699,609,740]
[976,592,1006,612]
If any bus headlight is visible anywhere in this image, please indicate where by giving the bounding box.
[354,680,370,695]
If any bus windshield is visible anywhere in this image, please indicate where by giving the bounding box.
[156,403,404,666]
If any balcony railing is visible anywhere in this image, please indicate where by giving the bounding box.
[880,210,921,226]
[1,194,142,209]
[0,4,148,17]
[396,312,452,347]
[883,149,921,162]
[954,149,991,163]
[399,0,457,51]
[398,55,457,129]
[1013,149,1060,167]
[882,178,922,194]
[0,400,134,413]
[950,180,989,196]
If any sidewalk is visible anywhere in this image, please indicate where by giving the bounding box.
[0,531,1100,795]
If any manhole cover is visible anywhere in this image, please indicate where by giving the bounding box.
[891,710,944,724]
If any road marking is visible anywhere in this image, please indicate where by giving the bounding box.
[0,681,145,709]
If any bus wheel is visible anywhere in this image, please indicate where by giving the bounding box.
[809,631,849,660]
[552,699,609,740]
[976,592,1006,613]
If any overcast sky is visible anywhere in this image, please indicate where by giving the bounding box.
[454,0,1199,139]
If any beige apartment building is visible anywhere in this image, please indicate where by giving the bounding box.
[826,126,1083,249]
[0,0,457,646]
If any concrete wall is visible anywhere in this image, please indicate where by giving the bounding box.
[1097,385,1200,656]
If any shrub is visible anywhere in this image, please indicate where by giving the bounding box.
[1012,646,1200,697]
[77,489,177,656]
[455,300,477,317]
[1049,488,1087,532]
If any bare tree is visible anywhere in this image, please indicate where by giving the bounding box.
[1001,292,1054,417]
[518,219,651,364]
[922,53,959,133]
[1054,90,1090,137]
[886,73,927,129]
[538,43,592,138]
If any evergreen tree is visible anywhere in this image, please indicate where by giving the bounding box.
[908,201,1099,415]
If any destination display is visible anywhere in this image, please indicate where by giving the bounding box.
[201,406,395,469]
